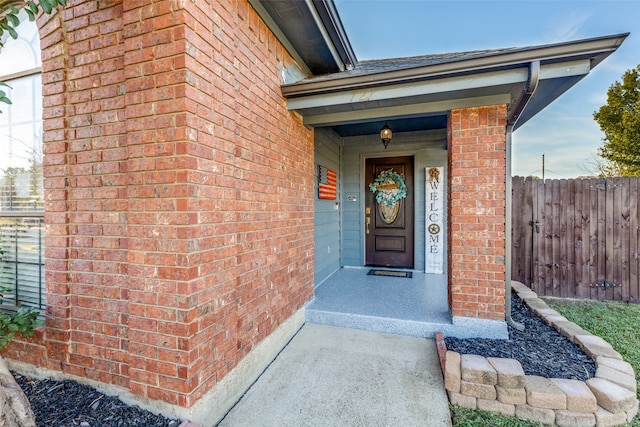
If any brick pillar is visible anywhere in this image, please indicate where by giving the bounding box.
[120,0,315,406]
[447,105,507,321]
[4,0,314,411]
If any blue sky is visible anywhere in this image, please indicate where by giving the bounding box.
[333,0,640,178]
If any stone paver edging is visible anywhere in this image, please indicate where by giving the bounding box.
[436,281,639,427]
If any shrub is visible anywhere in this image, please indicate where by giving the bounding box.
[0,285,44,351]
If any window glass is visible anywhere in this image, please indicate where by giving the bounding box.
[0,14,45,310]
[0,13,41,76]
[0,75,43,212]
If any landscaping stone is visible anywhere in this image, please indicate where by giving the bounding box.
[444,350,461,393]
[443,289,637,427]
[446,293,596,381]
[554,409,596,427]
[553,321,591,343]
[525,375,567,410]
[575,335,615,350]
[524,298,549,311]
[575,335,623,360]
[587,378,636,414]
[435,332,447,373]
[550,378,597,413]
[594,406,628,427]
[511,283,537,300]
[496,385,526,405]
[511,282,538,299]
[477,398,515,417]
[517,291,539,300]
[510,281,529,292]
[0,373,37,427]
[448,391,476,409]
[595,365,637,393]
[487,357,525,389]
[0,358,36,427]
[544,314,569,325]
[535,308,561,317]
[460,380,497,400]
[515,404,556,425]
[460,354,497,385]
[627,400,639,423]
[596,357,635,377]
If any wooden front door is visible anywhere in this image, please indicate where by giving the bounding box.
[365,156,414,268]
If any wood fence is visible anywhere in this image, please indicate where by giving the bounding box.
[511,176,640,302]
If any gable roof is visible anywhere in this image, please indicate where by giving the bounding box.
[289,47,523,83]
[250,0,627,135]
[280,33,628,134]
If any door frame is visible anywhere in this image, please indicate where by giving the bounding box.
[362,153,417,269]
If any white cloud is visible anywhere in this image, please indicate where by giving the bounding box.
[589,91,608,107]
[543,10,592,42]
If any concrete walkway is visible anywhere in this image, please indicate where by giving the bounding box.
[217,323,452,427]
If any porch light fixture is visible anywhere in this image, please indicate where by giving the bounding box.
[380,124,392,149]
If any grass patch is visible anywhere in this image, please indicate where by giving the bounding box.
[451,405,549,426]
[542,298,640,371]
[451,297,640,426]
[544,297,640,427]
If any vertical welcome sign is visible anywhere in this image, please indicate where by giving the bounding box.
[425,167,444,274]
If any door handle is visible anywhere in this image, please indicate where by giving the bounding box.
[365,216,371,234]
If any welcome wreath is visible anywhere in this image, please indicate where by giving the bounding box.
[369,169,407,207]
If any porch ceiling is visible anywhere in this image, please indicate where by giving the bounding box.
[330,115,447,138]
[281,33,629,135]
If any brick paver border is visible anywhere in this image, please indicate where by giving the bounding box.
[437,282,639,426]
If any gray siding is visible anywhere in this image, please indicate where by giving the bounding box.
[341,130,448,271]
[314,129,341,285]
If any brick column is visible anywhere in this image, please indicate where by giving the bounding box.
[4,0,314,411]
[119,0,315,407]
[447,106,507,320]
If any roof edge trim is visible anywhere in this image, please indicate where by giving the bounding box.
[312,0,358,68]
[282,32,629,98]
[304,0,347,72]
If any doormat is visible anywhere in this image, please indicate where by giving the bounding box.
[367,269,412,278]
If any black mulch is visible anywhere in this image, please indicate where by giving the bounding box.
[445,292,596,380]
[13,374,183,427]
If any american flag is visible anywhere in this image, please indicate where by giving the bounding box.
[318,165,337,200]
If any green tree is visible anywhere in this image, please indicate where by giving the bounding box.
[1,0,67,108]
[593,65,640,176]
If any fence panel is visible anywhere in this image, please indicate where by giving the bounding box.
[512,176,640,302]
[631,178,639,302]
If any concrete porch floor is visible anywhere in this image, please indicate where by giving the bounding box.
[305,267,452,338]
[306,267,509,339]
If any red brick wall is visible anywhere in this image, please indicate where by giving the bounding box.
[447,106,507,321]
[3,0,314,408]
